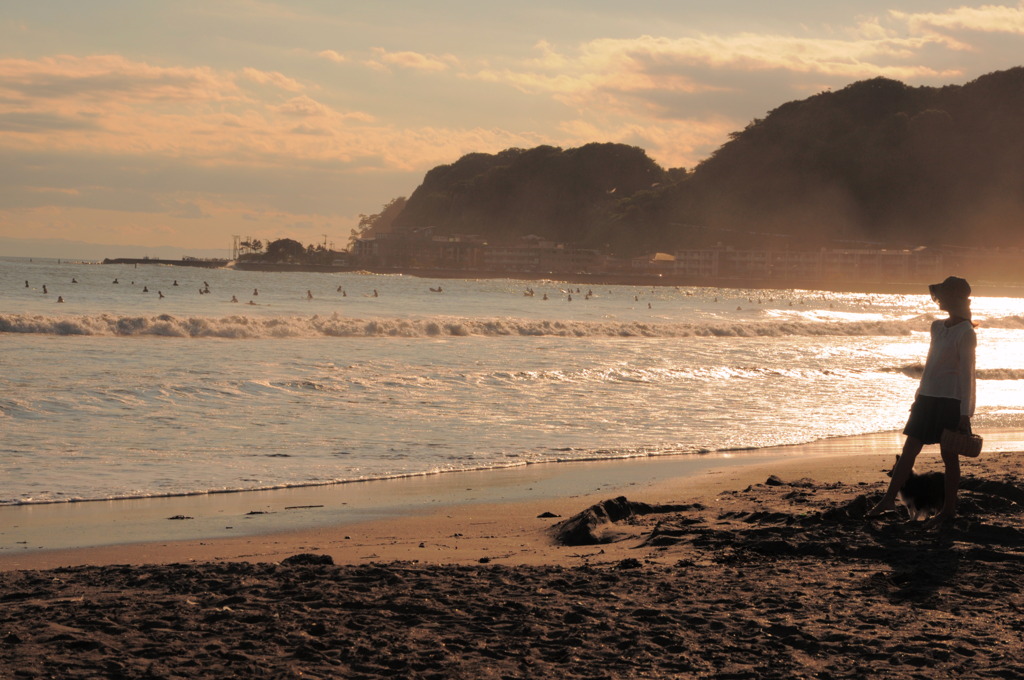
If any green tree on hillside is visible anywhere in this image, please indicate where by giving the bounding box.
[349,197,407,247]
[265,238,306,262]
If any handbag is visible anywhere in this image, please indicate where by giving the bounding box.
[941,428,983,458]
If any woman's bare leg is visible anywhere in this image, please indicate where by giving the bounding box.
[923,446,960,529]
[867,436,925,517]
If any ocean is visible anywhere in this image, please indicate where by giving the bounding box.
[3,256,1024,506]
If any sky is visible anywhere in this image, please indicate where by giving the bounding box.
[2,1,1024,258]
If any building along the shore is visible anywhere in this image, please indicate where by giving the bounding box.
[351,227,1024,288]
[628,246,946,285]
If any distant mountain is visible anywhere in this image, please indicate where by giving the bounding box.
[390,68,1024,256]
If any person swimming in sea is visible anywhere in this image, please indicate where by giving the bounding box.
[158,291,165,299]
[42,285,48,294]
[231,295,238,303]
[57,296,64,303]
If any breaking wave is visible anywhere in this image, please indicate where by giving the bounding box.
[978,368,1024,380]
[986,315,1024,329]
[0,312,927,339]
[892,363,1024,380]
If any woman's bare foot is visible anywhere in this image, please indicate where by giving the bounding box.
[866,498,896,518]
[921,513,955,530]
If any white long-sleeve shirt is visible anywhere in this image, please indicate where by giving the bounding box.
[917,319,977,416]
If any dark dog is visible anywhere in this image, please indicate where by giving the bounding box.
[894,459,945,520]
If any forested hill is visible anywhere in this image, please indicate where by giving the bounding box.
[389,68,1024,256]
[391,143,671,247]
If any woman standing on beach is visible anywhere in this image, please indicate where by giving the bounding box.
[868,276,977,529]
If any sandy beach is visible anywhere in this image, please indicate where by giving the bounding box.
[2,432,1023,678]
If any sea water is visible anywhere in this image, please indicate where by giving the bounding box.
[3,256,1024,505]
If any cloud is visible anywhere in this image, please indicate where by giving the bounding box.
[241,67,303,92]
[289,123,332,136]
[0,111,100,133]
[366,48,459,72]
[277,94,332,117]
[0,54,387,166]
[891,3,1024,36]
[475,32,960,108]
[0,55,241,103]
[556,116,737,170]
[169,201,209,219]
[465,31,964,147]
[0,145,421,250]
[458,21,985,168]
[316,49,347,64]
[0,53,548,183]
[0,181,166,213]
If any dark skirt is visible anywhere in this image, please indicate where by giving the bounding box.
[903,395,963,445]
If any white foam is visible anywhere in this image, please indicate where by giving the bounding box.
[0,312,928,339]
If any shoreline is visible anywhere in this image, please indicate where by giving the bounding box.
[0,432,900,563]
[5,428,1024,571]
[0,439,848,510]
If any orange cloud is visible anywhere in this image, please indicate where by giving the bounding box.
[892,3,1024,35]
[464,24,985,170]
[240,67,303,92]
[476,33,959,102]
[367,48,458,72]
[0,55,389,167]
[0,54,241,104]
[276,95,332,117]
[316,49,347,64]
[557,116,736,170]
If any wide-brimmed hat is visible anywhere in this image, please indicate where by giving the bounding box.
[929,275,971,301]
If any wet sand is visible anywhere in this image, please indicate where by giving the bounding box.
[2,432,1023,678]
